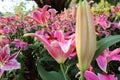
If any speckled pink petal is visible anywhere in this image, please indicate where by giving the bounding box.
[2,60,20,70]
[9,52,18,61]
[96,55,107,73]
[98,74,117,80]
[108,48,120,61]
[84,71,99,80]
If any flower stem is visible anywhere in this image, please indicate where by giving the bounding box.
[60,64,67,80]
[79,71,85,80]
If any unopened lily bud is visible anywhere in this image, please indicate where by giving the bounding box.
[75,0,96,72]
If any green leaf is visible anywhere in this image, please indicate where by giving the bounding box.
[15,74,25,80]
[93,35,120,60]
[116,74,120,80]
[36,61,64,80]
[0,78,8,80]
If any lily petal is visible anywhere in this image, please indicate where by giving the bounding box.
[8,52,18,61]
[24,33,64,63]
[96,55,107,73]
[65,38,75,58]
[59,39,72,53]
[109,48,120,56]
[31,11,42,23]
[48,9,57,21]
[41,5,49,23]
[108,48,120,61]
[98,74,117,80]
[0,69,4,78]
[84,71,99,80]
[2,60,20,70]
[1,44,10,60]
[54,30,64,42]
[50,41,66,63]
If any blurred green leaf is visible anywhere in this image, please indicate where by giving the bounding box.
[93,35,120,60]
[15,74,25,80]
[0,78,8,80]
[116,74,120,80]
[37,61,64,80]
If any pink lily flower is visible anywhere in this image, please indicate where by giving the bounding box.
[31,5,49,25]
[0,35,11,46]
[48,9,57,21]
[24,30,75,63]
[0,45,20,77]
[96,48,120,73]
[112,6,120,13]
[10,25,17,34]
[95,14,110,30]
[13,39,28,50]
[1,27,10,34]
[84,71,117,80]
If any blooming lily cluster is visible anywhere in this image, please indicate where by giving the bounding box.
[0,0,120,80]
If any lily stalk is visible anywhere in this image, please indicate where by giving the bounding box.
[75,0,96,80]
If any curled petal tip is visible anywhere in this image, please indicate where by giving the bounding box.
[23,33,34,37]
[23,34,28,37]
